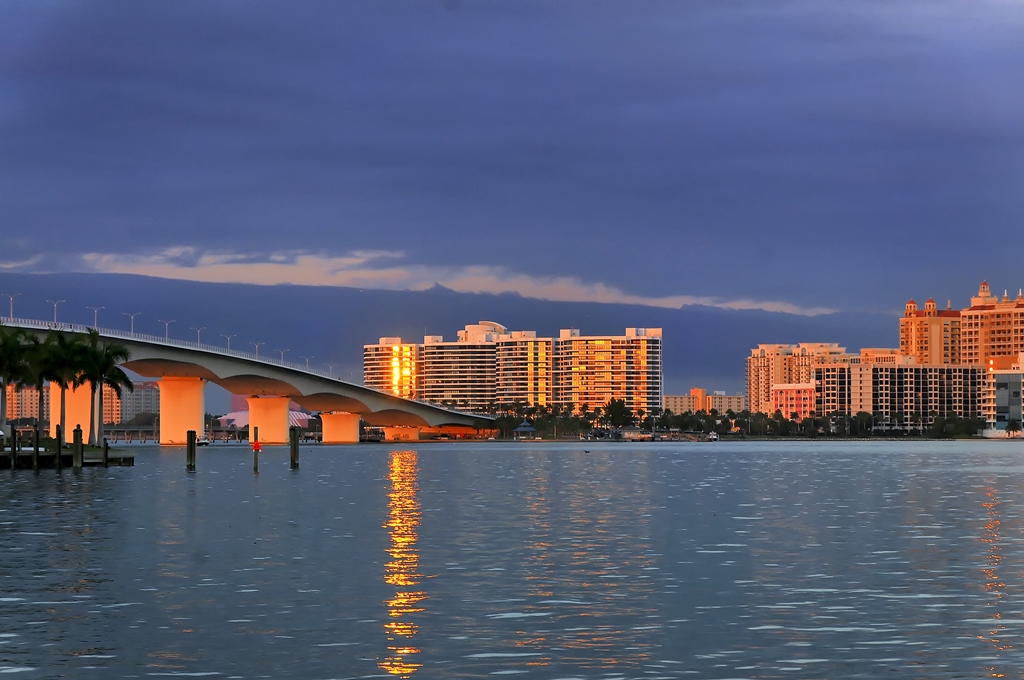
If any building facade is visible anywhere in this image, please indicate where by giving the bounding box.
[772,383,816,421]
[4,384,50,423]
[496,332,553,408]
[900,298,960,365]
[120,381,160,423]
[665,388,745,414]
[363,322,664,415]
[552,327,662,415]
[363,337,418,399]
[417,322,504,413]
[960,281,1024,367]
[747,343,854,414]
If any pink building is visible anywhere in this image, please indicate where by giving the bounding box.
[771,382,816,420]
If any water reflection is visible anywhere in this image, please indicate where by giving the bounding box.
[981,485,1009,677]
[379,450,426,677]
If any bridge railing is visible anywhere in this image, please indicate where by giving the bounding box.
[2,316,482,417]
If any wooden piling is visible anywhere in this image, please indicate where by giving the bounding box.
[32,426,38,471]
[186,430,196,471]
[252,426,259,473]
[289,426,299,469]
[56,425,63,471]
[102,438,109,467]
[73,425,83,470]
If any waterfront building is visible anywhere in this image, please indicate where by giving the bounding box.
[873,364,983,428]
[496,331,553,408]
[813,349,912,416]
[900,298,960,365]
[363,337,417,399]
[772,382,816,420]
[959,281,1024,367]
[119,381,160,423]
[747,343,854,414]
[4,384,50,424]
[552,327,662,415]
[665,388,745,414]
[417,322,504,413]
[365,321,663,415]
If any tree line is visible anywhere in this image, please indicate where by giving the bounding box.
[0,325,133,446]
[484,398,986,439]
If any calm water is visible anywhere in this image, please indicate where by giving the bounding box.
[2,440,1024,678]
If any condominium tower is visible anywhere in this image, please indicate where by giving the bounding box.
[364,322,663,415]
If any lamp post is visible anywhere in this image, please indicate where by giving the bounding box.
[276,349,288,363]
[87,306,105,328]
[45,299,65,323]
[124,312,141,335]
[300,356,313,371]
[250,342,264,359]
[327,364,337,378]
[191,326,206,344]
[158,319,175,340]
[221,334,236,350]
[1,293,19,319]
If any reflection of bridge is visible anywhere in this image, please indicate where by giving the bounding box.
[7,318,489,445]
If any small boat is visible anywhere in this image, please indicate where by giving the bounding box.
[196,435,211,446]
[707,432,719,442]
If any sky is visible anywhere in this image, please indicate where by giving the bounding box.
[1,0,1023,316]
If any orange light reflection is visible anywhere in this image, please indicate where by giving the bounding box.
[379,450,426,677]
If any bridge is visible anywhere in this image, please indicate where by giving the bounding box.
[6,318,491,444]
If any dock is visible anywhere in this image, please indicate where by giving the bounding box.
[0,450,135,469]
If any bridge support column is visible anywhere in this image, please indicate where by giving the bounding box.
[321,412,360,444]
[49,382,93,443]
[248,396,290,444]
[159,377,206,445]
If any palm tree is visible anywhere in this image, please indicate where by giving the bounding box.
[22,333,58,441]
[79,329,133,445]
[0,325,28,443]
[48,333,87,445]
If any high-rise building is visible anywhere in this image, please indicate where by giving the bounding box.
[363,337,418,399]
[417,322,504,413]
[552,327,662,415]
[665,388,745,414]
[959,281,1024,367]
[364,322,664,416]
[747,343,854,414]
[772,383,816,420]
[5,384,50,423]
[496,331,553,408]
[900,298,960,365]
[120,381,160,423]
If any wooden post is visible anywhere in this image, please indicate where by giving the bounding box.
[186,430,196,471]
[32,426,38,471]
[73,425,83,469]
[289,426,299,469]
[7,433,13,471]
[102,438,109,467]
[56,424,63,470]
[252,426,259,473]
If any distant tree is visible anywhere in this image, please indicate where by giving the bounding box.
[1007,419,1021,437]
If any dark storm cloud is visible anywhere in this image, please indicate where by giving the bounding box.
[1,1,1023,311]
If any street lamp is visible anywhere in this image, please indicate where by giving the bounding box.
[276,349,288,363]
[221,334,236,350]
[250,341,264,359]
[158,319,175,340]
[124,312,141,335]
[191,326,206,344]
[327,364,337,378]
[87,306,105,328]
[1,293,19,319]
[45,299,65,323]
[300,356,313,371]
